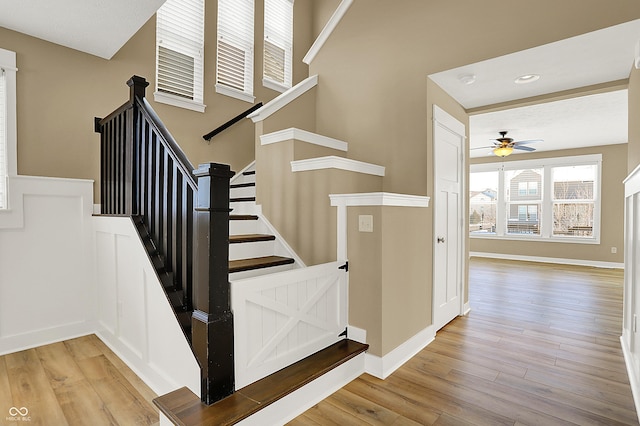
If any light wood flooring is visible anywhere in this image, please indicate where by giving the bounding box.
[290,258,638,425]
[0,334,158,426]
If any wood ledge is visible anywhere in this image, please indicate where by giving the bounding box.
[153,339,368,426]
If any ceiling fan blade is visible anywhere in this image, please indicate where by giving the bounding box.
[471,145,496,150]
[514,145,536,152]
[514,139,543,145]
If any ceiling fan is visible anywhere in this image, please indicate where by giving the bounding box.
[473,131,541,157]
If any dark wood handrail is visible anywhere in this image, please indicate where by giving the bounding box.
[202,102,263,142]
[95,76,235,405]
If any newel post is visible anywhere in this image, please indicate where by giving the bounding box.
[123,75,148,215]
[192,162,235,405]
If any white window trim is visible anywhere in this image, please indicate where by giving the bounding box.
[155,0,206,113]
[0,48,17,211]
[470,154,602,244]
[215,83,256,104]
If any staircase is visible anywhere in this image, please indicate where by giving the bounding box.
[151,164,297,340]
[228,166,296,280]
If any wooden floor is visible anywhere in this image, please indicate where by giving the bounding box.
[0,334,158,426]
[289,258,639,425]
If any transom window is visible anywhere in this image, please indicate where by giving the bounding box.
[469,154,601,243]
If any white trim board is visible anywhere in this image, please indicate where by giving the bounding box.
[621,335,640,420]
[261,128,348,152]
[291,156,385,176]
[330,192,430,207]
[303,0,354,65]
[248,75,318,123]
[470,251,624,269]
[365,325,436,380]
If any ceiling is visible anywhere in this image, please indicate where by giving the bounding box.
[429,19,640,158]
[0,0,165,59]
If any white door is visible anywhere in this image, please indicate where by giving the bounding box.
[433,105,465,331]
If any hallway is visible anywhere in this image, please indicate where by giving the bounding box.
[290,258,637,425]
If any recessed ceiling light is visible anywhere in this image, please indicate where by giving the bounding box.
[458,74,476,85]
[514,74,540,84]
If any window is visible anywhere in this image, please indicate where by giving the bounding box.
[469,154,601,243]
[216,0,255,103]
[155,0,205,112]
[263,0,293,92]
[0,48,16,211]
[469,171,498,234]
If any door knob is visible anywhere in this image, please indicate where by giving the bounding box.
[437,237,445,243]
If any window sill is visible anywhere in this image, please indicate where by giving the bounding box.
[470,233,600,245]
[153,92,206,113]
[262,78,290,93]
[215,84,255,103]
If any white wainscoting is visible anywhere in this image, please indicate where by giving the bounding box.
[0,176,95,355]
[93,216,200,396]
[232,261,348,389]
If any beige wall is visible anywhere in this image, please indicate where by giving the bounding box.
[470,144,627,263]
[2,0,314,201]
[630,66,640,173]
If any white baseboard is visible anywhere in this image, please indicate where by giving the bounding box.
[237,351,366,425]
[347,325,367,344]
[463,302,471,315]
[470,251,624,269]
[365,325,436,379]
[0,322,95,357]
[621,335,640,420]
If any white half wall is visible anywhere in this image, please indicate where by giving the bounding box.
[0,176,95,354]
[94,216,200,396]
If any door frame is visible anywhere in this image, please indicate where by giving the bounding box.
[432,104,467,329]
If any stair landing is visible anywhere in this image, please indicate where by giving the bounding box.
[153,339,368,425]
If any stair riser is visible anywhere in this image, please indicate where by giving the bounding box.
[229,240,276,261]
[230,201,258,215]
[230,186,256,198]
[230,263,295,281]
[230,220,260,235]
[232,173,256,186]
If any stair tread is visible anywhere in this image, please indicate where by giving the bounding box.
[230,197,256,203]
[229,255,294,273]
[153,339,368,426]
[230,215,259,221]
[229,234,275,244]
[230,182,256,189]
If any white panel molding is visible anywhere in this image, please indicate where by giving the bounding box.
[261,128,348,152]
[470,251,624,269]
[302,0,354,65]
[0,176,95,355]
[365,325,436,380]
[291,156,385,176]
[93,216,200,396]
[0,175,94,229]
[248,75,318,123]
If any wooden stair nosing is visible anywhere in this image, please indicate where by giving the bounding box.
[153,339,368,426]
[229,255,294,273]
[242,170,256,176]
[230,214,259,221]
[230,182,256,189]
[229,234,275,244]
[230,197,256,203]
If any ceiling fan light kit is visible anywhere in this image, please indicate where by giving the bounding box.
[493,146,514,157]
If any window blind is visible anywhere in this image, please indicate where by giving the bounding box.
[156,0,204,103]
[264,0,293,89]
[0,68,6,209]
[217,0,254,97]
